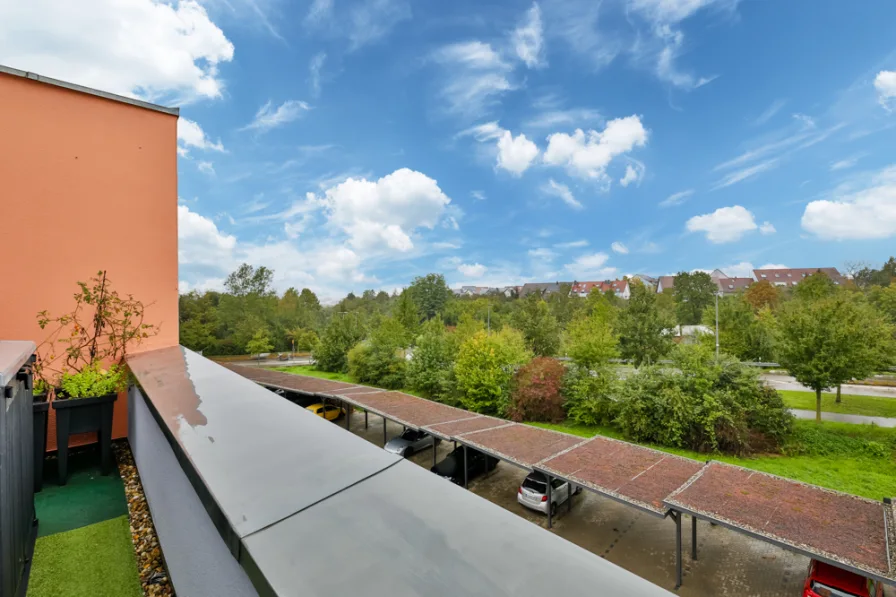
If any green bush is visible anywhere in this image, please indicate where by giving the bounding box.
[313,313,366,372]
[59,362,126,399]
[347,317,408,389]
[454,328,531,415]
[563,365,618,426]
[508,357,566,423]
[615,344,793,455]
[406,317,458,403]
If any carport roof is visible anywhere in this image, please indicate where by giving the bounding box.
[664,461,894,582]
[456,423,585,470]
[535,435,704,517]
[424,415,509,440]
[331,390,467,429]
[222,364,361,394]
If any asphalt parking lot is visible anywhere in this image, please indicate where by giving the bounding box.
[345,410,878,596]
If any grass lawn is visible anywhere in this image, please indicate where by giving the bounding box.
[273,365,425,398]
[530,420,896,501]
[779,389,896,418]
[28,515,142,597]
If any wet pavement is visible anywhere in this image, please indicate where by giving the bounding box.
[346,410,817,596]
[790,408,896,427]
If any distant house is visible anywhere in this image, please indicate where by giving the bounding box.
[709,269,753,295]
[656,276,676,293]
[752,267,845,288]
[519,282,567,297]
[570,279,631,299]
[630,274,657,289]
[665,324,714,344]
[501,286,521,298]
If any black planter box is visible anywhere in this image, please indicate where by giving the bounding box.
[51,392,117,485]
[32,394,49,492]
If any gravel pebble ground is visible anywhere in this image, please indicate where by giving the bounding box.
[114,441,174,597]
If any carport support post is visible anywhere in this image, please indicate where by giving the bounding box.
[432,440,437,468]
[383,416,387,446]
[365,410,368,429]
[691,516,697,560]
[546,475,553,529]
[463,445,468,488]
[673,511,682,589]
[345,404,350,430]
[567,482,571,513]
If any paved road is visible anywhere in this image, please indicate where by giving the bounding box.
[790,409,896,427]
[762,374,896,398]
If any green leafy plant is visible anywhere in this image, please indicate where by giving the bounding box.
[33,378,50,397]
[508,357,566,423]
[454,328,531,415]
[34,271,157,396]
[59,362,126,399]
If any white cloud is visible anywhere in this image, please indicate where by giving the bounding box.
[0,0,234,103]
[309,52,326,97]
[241,100,311,132]
[831,156,861,171]
[759,263,788,270]
[496,131,539,175]
[717,261,755,278]
[528,248,557,260]
[686,205,758,243]
[711,159,779,190]
[471,190,487,201]
[458,263,487,278]
[659,189,693,207]
[304,0,333,26]
[177,118,224,156]
[802,166,896,240]
[611,241,629,254]
[524,107,602,130]
[513,3,545,68]
[541,179,583,210]
[347,0,411,51]
[564,252,617,278]
[554,239,588,249]
[874,71,896,110]
[178,204,237,267]
[319,168,451,253]
[759,221,776,235]
[432,41,515,118]
[792,113,816,130]
[543,116,648,181]
[197,160,215,175]
[619,160,645,187]
[754,99,786,125]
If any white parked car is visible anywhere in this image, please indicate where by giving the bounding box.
[517,471,580,515]
[384,428,437,458]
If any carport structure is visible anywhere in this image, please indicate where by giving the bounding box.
[532,435,706,587]
[665,461,896,588]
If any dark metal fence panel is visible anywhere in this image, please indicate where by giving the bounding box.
[0,341,36,597]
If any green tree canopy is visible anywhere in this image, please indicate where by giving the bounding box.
[407,273,453,320]
[617,280,674,367]
[513,295,561,356]
[454,328,531,415]
[792,271,837,302]
[393,290,421,342]
[564,310,617,370]
[313,312,367,372]
[673,271,717,325]
[406,316,458,402]
[225,263,275,297]
[246,328,274,357]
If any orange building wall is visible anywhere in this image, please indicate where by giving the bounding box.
[0,71,180,450]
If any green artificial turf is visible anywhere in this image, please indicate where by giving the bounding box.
[529,420,896,501]
[35,449,128,537]
[28,515,142,597]
[779,389,896,419]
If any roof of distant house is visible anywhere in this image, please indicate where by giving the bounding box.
[716,277,754,293]
[571,280,629,295]
[519,282,568,296]
[657,276,676,291]
[753,267,845,287]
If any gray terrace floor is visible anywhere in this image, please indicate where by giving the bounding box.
[346,410,893,597]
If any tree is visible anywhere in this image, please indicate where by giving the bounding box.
[347,317,408,389]
[617,280,674,367]
[744,279,780,311]
[792,271,836,302]
[313,313,366,372]
[508,358,566,423]
[406,317,458,402]
[853,257,896,288]
[564,310,617,370]
[287,328,319,351]
[225,263,275,296]
[179,291,220,353]
[246,328,274,358]
[701,295,775,362]
[454,328,531,415]
[585,288,619,327]
[547,283,583,326]
[673,271,717,325]
[775,293,895,422]
[868,285,896,325]
[407,273,452,320]
[394,290,421,342]
[513,295,560,356]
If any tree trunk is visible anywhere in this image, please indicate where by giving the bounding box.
[815,388,822,423]
[835,384,841,404]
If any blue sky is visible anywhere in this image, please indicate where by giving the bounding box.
[4,0,896,300]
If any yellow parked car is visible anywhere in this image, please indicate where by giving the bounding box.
[306,403,344,421]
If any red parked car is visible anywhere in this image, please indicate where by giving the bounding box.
[803,560,883,597]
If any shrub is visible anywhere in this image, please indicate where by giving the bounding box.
[508,357,566,422]
[59,362,126,398]
[563,365,619,426]
[454,328,531,415]
[615,344,792,455]
[564,310,617,369]
[313,313,366,372]
[347,317,407,389]
[513,296,561,356]
[406,317,458,403]
[292,328,320,351]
